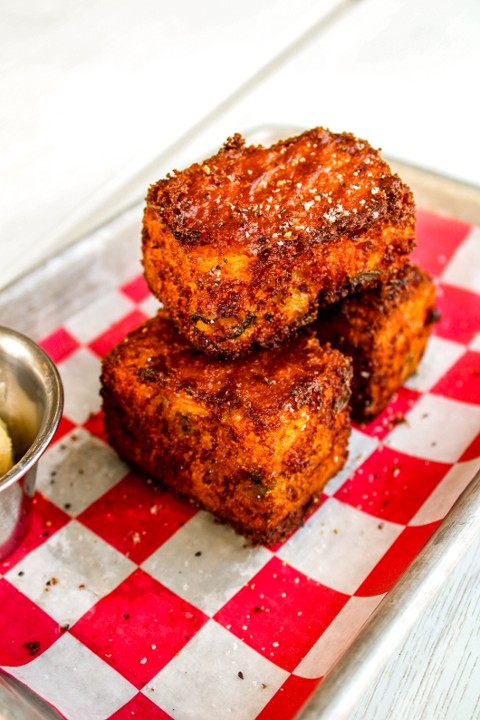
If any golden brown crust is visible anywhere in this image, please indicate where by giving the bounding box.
[142,128,415,357]
[315,264,437,419]
[100,310,352,545]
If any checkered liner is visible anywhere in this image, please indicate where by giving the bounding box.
[1,209,479,720]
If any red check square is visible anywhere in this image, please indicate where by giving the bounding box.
[433,283,480,345]
[256,674,321,720]
[89,309,148,357]
[430,350,480,404]
[106,692,172,719]
[214,556,349,672]
[50,415,77,447]
[82,409,108,443]
[355,521,440,596]
[0,493,69,574]
[335,445,450,524]
[354,387,421,441]
[460,431,480,462]
[40,327,81,364]
[78,472,197,564]
[411,209,471,277]
[0,579,63,665]
[71,568,208,689]
[121,274,152,304]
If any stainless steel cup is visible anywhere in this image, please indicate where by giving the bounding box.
[0,326,63,561]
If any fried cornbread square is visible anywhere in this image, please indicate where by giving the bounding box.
[315,264,437,420]
[142,127,415,357]
[100,310,352,546]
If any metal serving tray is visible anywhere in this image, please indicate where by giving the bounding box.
[0,129,479,720]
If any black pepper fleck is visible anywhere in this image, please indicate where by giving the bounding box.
[24,641,41,656]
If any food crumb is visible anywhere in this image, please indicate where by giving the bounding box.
[24,641,41,656]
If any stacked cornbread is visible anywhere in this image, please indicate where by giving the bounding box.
[101,128,435,545]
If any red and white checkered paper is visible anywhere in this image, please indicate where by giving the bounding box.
[1,208,479,720]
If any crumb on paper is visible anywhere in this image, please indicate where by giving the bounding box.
[44,577,58,592]
[24,641,41,656]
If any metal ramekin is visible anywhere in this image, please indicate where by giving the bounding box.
[0,326,63,560]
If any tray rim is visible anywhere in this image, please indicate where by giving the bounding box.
[0,141,479,720]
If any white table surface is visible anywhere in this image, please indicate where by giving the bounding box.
[1,0,479,718]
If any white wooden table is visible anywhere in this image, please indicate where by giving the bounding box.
[1,0,479,717]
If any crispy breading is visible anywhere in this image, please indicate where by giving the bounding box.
[315,264,437,420]
[100,310,352,546]
[142,128,415,357]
